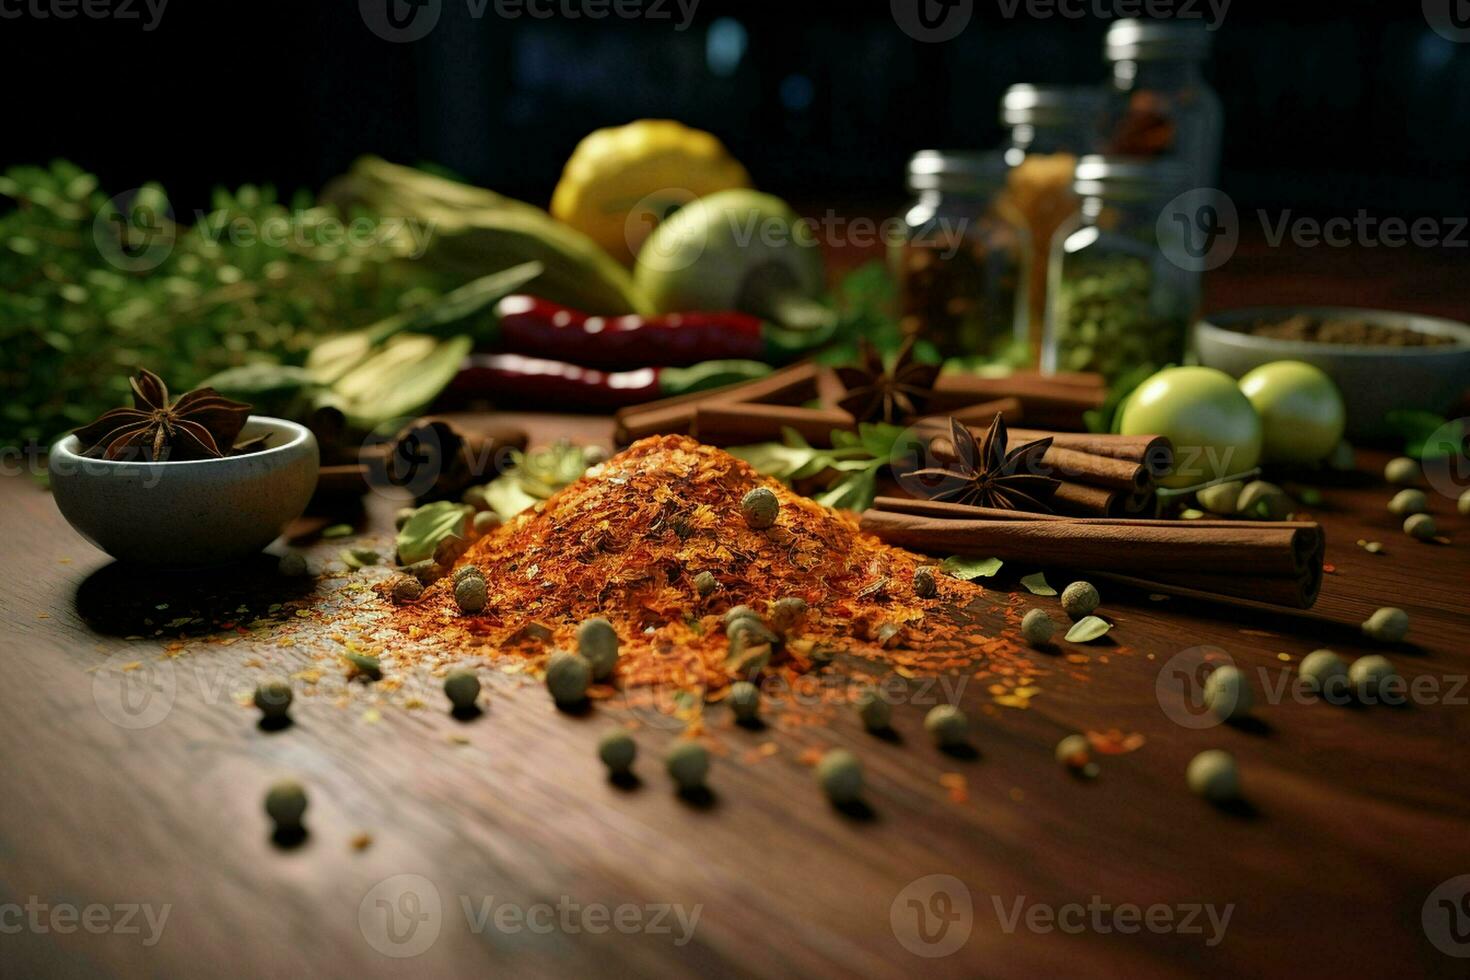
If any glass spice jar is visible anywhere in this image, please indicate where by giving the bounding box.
[1103,19,1224,191]
[1043,156,1199,380]
[1000,85,1108,363]
[894,150,1029,361]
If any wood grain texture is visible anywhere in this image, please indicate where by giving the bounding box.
[2,413,1470,979]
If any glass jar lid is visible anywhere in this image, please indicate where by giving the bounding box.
[1000,85,1107,129]
[1072,155,1193,201]
[906,150,1010,194]
[1105,18,1213,62]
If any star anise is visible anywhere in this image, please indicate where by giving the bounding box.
[836,336,941,424]
[908,415,1060,512]
[73,369,253,462]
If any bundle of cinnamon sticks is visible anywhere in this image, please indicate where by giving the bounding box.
[861,497,1326,609]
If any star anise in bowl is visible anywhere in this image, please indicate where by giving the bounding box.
[73,369,259,462]
[907,415,1060,512]
[836,336,941,425]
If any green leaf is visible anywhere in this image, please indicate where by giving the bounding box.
[395,501,467,565]
[1386,410,1466,460]
[1064,616,1113,643]
[940,556,1004,580]
[1020,572,1056,596]
[815,463,879,512]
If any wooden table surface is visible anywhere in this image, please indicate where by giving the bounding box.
[4,410,1470,979]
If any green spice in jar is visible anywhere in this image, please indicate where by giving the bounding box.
[1186,750,1239,803]
[855,688,892,732]
[1061,581,1100,619]
[1298,649,1348,700]
[770,597,808,633]
[391,575,424,605]
[741,487,779,530]
[545,650,591,707]
[913,566,938,599]
[693,571,718,597]
[277,551,308,578]
[1384,457,1419,486]
[727,681,761,724]
[598,730,637,776]
[454,575,488,615]
[1021,609,1055,648]
[253,678,293,720]
[1349,655,1398,701]
[265,780,308,829]
[1362,607,1409,643]
[1404,513,1438,541]
[924,705,969,749]
[815,749,863,806]
[665,741,710,792]
[1387,489,1428,517]
[1050,254,1187,380]
[444,669,480,711]
[576,617,620,681]
[1203,665,1253,721]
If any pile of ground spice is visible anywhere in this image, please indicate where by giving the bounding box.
[389,435,1030,700]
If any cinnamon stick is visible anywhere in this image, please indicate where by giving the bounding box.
[614,362,822,444]
[1010,429,1174,480]
[872,497,1315,532]
[938,398,1025,427]
[922,430,1153,497]
[929,373,1106,430]
[693,404,855,448]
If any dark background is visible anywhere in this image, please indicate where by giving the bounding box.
[2,0,1468,218]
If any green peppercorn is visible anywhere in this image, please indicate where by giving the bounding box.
[855,688,891,732]
[1384,456,1419,486]
[1237,481,1290,521]
[924,705,968,749]
[1196,480,1243,515]
[277,551,308,578]
[693,571,718,597]
[545,650,591,707]
[1298,649,1348,699]
[1349,655,1398,700]
[770,597,808,633]
[1203,665,1254,721]
[913,565,938,599]
[391,575,424,605]
[403,559,444,585]
[1362,607,1409,643]
[394,507,416,530]
[577,617,620,681]
[265,780,308,829]
[253,678,293,720]
[1055,734,1091,769]
[722,605,758,628]
[1388,489,1428,516]
[473,511,501,536]
[598,730,637,775]
[1061,581,1100,619]
[728,616,778,648]
[1021,609,1055,648]
[815,749,863,805]
[727,681,761,723]
[665,741,710,792]
[454,575,488,614]
[1459,489,1470,517]
[345,652,381,681]
[741,487,779,530]
[1186,750,1239,803]
[452,564,484,585]
[1404,513,1438,540]
[444,669,480,711]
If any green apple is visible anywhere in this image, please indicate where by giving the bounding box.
[1119,366,1263,489]
[1238,360,1346,465]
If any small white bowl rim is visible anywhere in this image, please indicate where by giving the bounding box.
[1198,305,1470,358]
[50,415,313,468]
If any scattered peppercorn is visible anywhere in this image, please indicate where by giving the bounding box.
[473,511,501,536]
[1384,457,1419,486]
[1388,489,1428,517]
[452,564,484,585]
[1055,734,1091,769]
[666,741,710,792]
[770,597,808,633]
[1349,655,1398,701]
[693,571,718,597]
[404,560,444,585]
[1404,513,1438,541]
[265,780,308,830]
[1203,664,1254,721]
[1460,489,1470,517]
[345,652,382,681]
[1298,649,1348,699]
[1186,750,1240,803]
[1061,581,1100,619]
[454,575,488,614]
[722,605,758,628]
[913,565,938,598]
[924,704,968,749]
[253,678,293,720]
[444,669,480,711]
[856,688,892,732]
[545,650,592,707]
[277,551,308,578]
[727,681,761,723]
[577,617,620,681]
[391,575,424,605]
[815,749,863,806]
[1362,607,1409,643]
[1237,480,1290,520]
[1195,481,1243,515]
[741,487,779,530]
[1021,609,1055,648]
[598,730,637,775]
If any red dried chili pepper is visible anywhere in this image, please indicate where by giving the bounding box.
[445,354,772,412]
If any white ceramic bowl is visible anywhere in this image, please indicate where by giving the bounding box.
[49,416,319,566]
[1195,307,1470,441]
